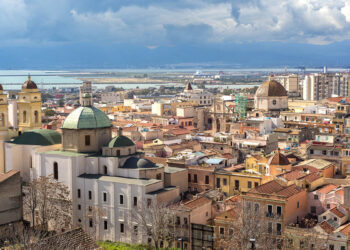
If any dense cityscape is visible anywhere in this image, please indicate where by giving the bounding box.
[0,68,350,249]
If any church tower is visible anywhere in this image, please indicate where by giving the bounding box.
[0,84,8,132]
[18,76,42,132]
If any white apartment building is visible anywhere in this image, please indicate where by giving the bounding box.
[177,82,213,106]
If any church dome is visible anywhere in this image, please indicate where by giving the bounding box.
[268,149,290,165]
[62,106,112,129]
[255,76,287,97]
[22,76,38,90]
[106,135,135,148]
[11,129,61,146]
[122,157,157,169]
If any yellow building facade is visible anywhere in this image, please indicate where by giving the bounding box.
[18,76,42,132]
[215,170,265,196]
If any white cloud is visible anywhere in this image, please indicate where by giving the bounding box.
[2,0,350,45]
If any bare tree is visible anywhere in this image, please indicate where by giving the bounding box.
[132,200,174,250]
[23,176,72,232]
[216,200,280,250]
[82,205,107,240]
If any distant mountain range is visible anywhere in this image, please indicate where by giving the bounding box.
[1,41,350,70]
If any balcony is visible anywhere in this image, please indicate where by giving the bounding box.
[266,212,274,218]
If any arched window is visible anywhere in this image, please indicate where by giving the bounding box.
[103,165,108,175]
[0,113,4,127]
[34,111,39,123]
[53,162,58,180]
[23,111,27,123]
[128,148,131,155]
[85,135,90,146]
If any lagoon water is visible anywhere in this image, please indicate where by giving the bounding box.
[0,70,260,90]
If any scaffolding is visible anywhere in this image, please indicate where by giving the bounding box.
[234,94,247,118]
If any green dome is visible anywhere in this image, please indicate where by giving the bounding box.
[62,107,112,129]
[107,135,135,148]
[12,129,61,146]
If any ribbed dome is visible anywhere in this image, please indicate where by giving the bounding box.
[22,76,38,90]
[106,135,135,148]
[62,106,112,129]
[255,77,287,97]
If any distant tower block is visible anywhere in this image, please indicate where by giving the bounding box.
[18,75,42,132]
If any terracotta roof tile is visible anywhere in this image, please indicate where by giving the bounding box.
[330,207,345,218]
[268,150,290,165]
[340,222,350,235]
[317,184,338,194]
[145,156,168,166]
[251,180,302,198]
[183,196,211,210]
[320,221,335,233]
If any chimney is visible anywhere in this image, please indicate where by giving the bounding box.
[117,126,123,136]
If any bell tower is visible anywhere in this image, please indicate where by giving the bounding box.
[18,75,42,132]
[0,84,8,132]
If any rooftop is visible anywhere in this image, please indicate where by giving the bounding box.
[78,173,161,186]
[250,180,302,198]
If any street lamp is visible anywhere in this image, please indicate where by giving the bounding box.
[250,238,256,250]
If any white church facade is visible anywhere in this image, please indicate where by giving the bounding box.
[2,79,187,243]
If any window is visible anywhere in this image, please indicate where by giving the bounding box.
[314,194,318,200]
[276,223,282,235]
[23,111,27,123]
[184,217,188,225]
[235,180,239,190]
[310,149,314,154]
[78,204,81,210]
[147,199,152,207]
[89,218,93,228]
[268,222,272,234]
[34,111,39,123]
[322,150,327,155]
[77,189,81,198]
[194,174,198,183]
[246,202,251,210]
[116,150,120,156]
[311,206,316,214]
[103,165,108,175]
[229,228,233,235]
[120,195,124,205]
[176,216,180,225]
[267,205,273,217]
[297,201,299,208]
[53,162,58,180]
[188,174,191,182]
[120,223,124,233]
[104,220,108,230]
[85,135,91,146]
[134,225,138,235]
[254,203,259,212]
[254,182,259,188]
[248,181,252,189]
[272,100,277,105]
[223,178,227,186]
[323,216,327,220]
[276,206,282,216]
[341,246,346,250]
[219,227,224,235]
[205,175,209,184]
[329,245,334,250]
[156,173,162,180]
[88,191,92,200]
[216,178,221,188]
[103,192,107,202]
[327,204,330,209]
[334,217,338,221]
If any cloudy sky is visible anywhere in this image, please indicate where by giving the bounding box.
[2,0,350,68]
